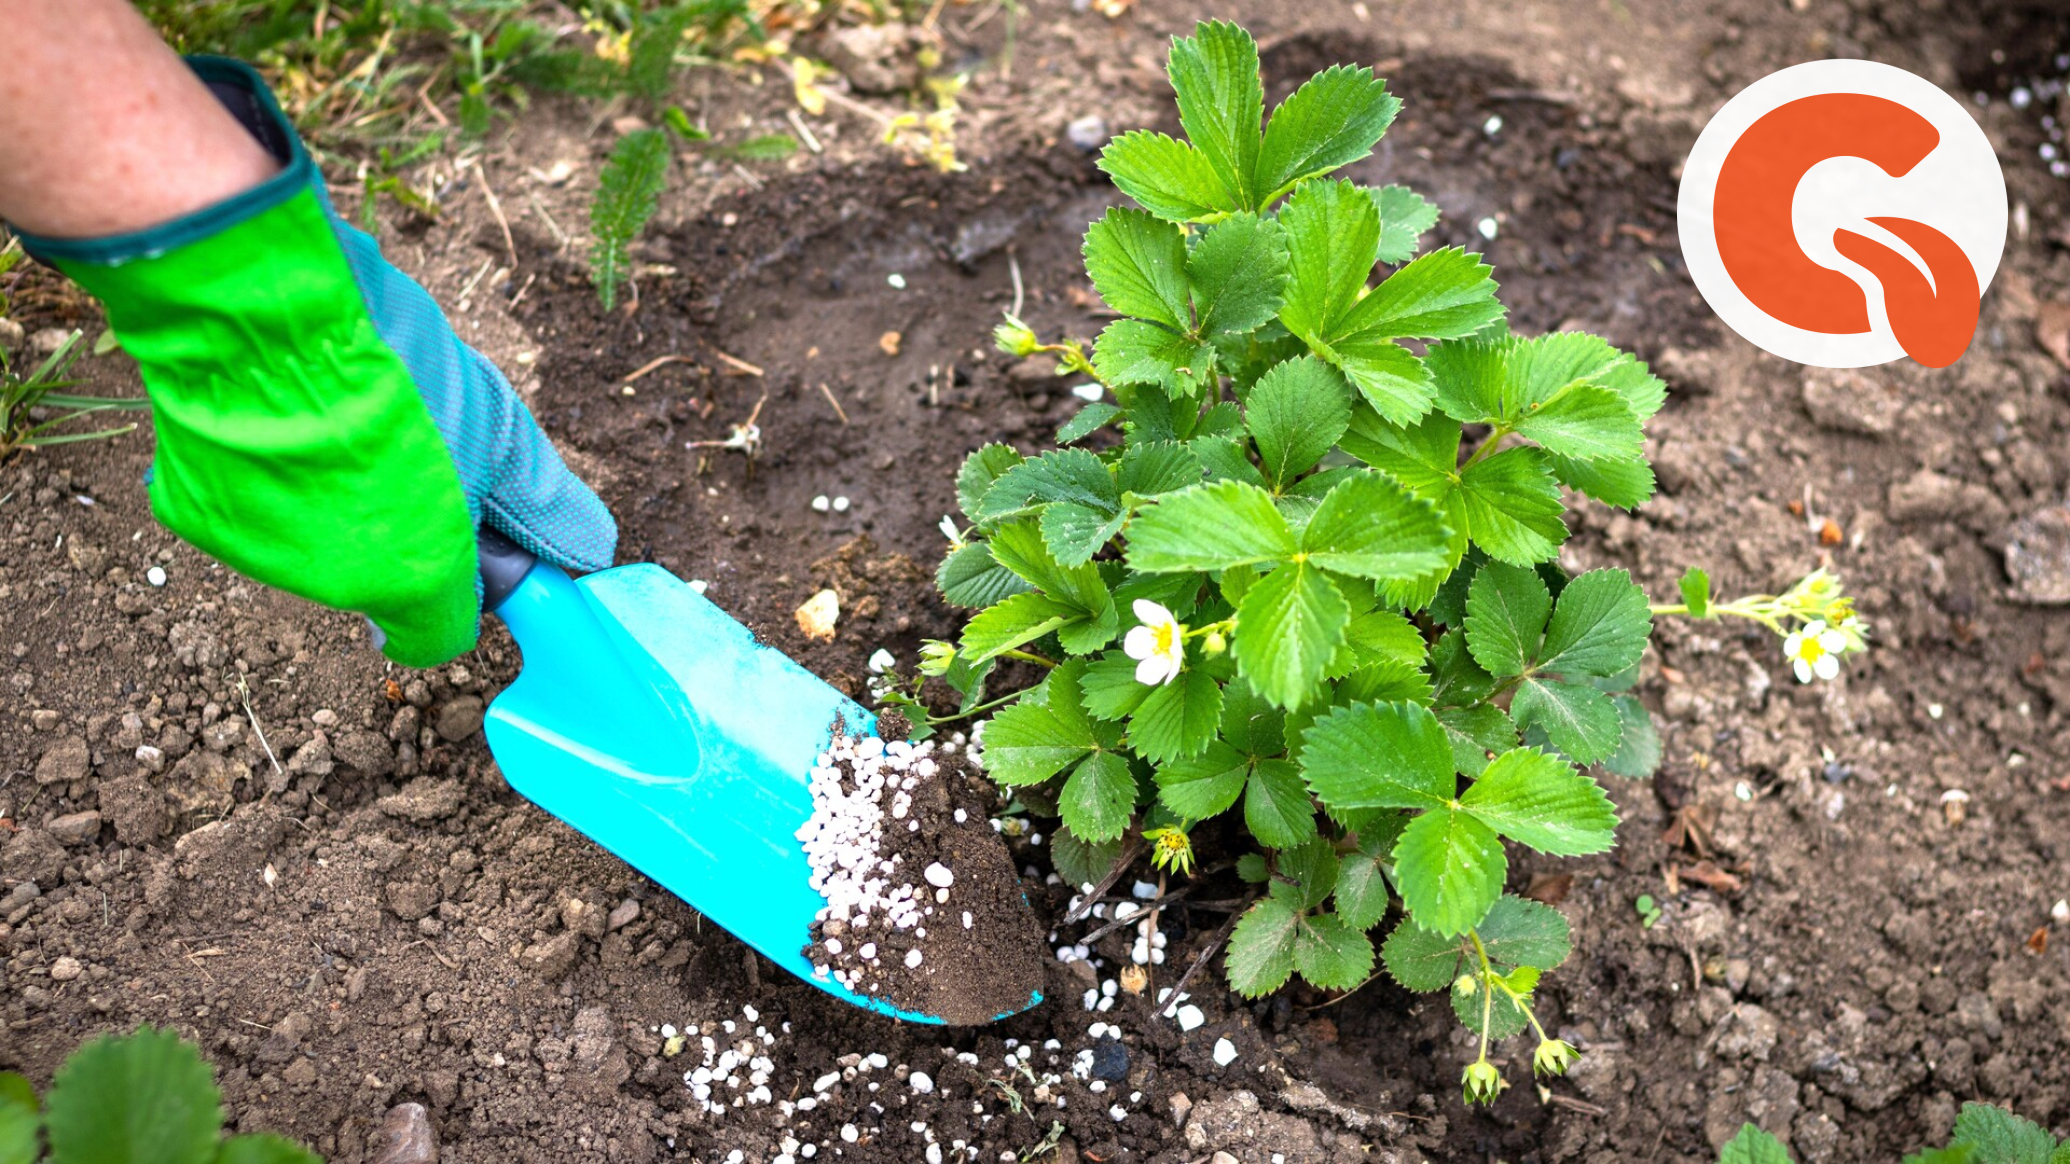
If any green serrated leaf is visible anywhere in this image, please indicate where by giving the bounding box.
[1329,336,1436,426]
[1082,651,1155,720]
[1392,807,1504,937]
[990,519,1111,614]
[217,1133,324,1164]
[961,591,1075,665]
[1435,702,1516,777]
[1128,480,1295,572]
[1190,213,1289,336]
[1041,502,1127,567]
[1052,826,1126,889]
[1057,593,1121,655]
[1331,609,1428,678]
[44,1027,224,1164]
[1372,184,1441,264]
[958,443,1025,522]
[1117,441,1206,497]
[1333,824,1403,930]
[1257,68,1399,202]
[1094,320,1218,397]
[1464,562,1550,678]
[1167,20,1264,210]
[1719,1124,1796,1164]
[1514,383,1643,462]
[1300,473,1453,582]
[1952,1103,2059,1164]
[1342,247,1503,341]
[1380,916,1467,991]
[1057,401,1123,444]
[1234,562,1346,710]
[1335,659,1434,706]
[937,540,1034,608]
[1097,130,1234,222]
[1600,695,1661,779]
[1246,355,1351,486]
[1188,435,1270,488]
[1226,896,1300,997]
[1236,852,1271,883]
[1278,180,1379,342]
[1549,450,1656,509]
[1084,207,1192,332]
[1460,748,1618,856]
[981,664,1101,784]
[1475,894,1574,970]
[1218,679,1286,757]
[1155,740,1250,820]
[1538,568,1652,679]
[1244,758,1318,848]
[1061,751,1138,843]
[979,447,1118,522]
[1680,567,1712,619]
[1511,678,1623,765]
[1457,446,1568,565]
[1294,913,1375,989]
[1130,669,1224,764]
[1300,700,1456,811]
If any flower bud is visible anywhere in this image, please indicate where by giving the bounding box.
[993,314,1041,358]
[1461,1060,1504,1105]
[1452,974,1478,997]
[918,640,957,678]
[1202,630,1227,656]
[1533,1038,1580,1078]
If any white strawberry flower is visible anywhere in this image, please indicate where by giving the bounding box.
[1122,599,1186,687]
[1783,619,1848,683]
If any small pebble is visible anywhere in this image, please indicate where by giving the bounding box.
[1175,1005,1205,1031]
[887,273,907,289]
[146,566,167,587]
[1212,1038,1238,1067]
[923,862,955,888]
[368,1102,438,1164]
[2053,899,2069,923]
[812,495,831,512]
[1477,216,1499,240]
[832,496,851,512]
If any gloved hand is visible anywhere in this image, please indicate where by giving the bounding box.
[9,56,615,667]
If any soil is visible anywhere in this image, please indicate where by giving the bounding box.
[6,0,2070,1161]
[800,712,1047,1025]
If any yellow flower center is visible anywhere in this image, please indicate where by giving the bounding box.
[1797,637,1826,663]
[1154,623,1176,655]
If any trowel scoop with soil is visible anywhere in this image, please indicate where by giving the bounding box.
[474,528,1046,1025]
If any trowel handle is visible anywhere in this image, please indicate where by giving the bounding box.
[478,525,539,614]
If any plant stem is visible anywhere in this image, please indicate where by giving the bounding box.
[1457,424,1511,473]
[1000,648,1058,668]
[925,688,1026,726]
[1469,929,1496,1064]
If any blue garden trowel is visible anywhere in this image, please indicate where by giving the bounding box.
[474,529,1041,1024]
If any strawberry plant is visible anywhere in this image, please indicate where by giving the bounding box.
[920,20,1869,1103]
[0,1027,320,1164]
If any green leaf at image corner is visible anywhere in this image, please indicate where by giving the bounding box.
[1950,1102,2059,1164]
[43,1027,223,1164]
[1097,129,1233,223]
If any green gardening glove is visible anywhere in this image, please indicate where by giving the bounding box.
[8,57,616,667]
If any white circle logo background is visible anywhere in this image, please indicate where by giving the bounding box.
[1678,59,2007,369]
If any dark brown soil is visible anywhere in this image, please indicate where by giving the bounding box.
[6,1,2070,1161]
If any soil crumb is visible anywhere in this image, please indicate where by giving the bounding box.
[799,711,1046,1024]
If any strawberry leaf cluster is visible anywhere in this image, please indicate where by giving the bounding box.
[941,22,1669,1030]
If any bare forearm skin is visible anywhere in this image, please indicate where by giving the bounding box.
[0,0,277,239]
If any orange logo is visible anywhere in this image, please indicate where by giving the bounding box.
[1680,62,2006,370]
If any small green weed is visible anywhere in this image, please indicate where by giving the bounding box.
[1722,1102,2070,1163]
[1,331,148,462]
[0,1026,321,1164]
[589,128,672,310]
